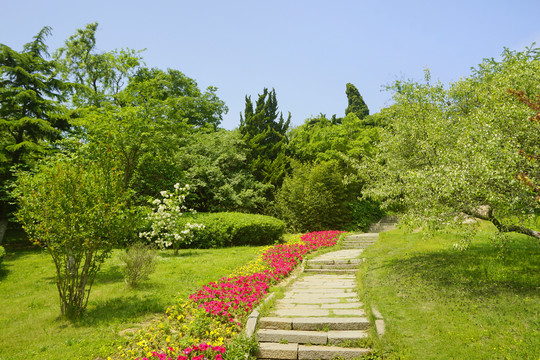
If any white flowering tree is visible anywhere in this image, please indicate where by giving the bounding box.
[140,183,204,254]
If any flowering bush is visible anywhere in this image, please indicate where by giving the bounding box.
[140,184,204,254]
[113,230,345,360]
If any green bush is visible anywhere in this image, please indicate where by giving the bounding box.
[275,161,351,232]
[179,212,285,248]
[348,198,385,232]
[0,245,5,266]
[120,242,157,287]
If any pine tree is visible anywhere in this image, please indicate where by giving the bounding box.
[239,88,290,189]
[345,83,369,120]
[0,26,68,243]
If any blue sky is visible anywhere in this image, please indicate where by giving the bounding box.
[2,0,539,129]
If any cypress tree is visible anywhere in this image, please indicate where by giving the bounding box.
[239,88,290,189]
[345,83,369,119]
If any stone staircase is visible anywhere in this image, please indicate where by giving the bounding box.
[256,254,370,359]
[254,218,398,359]
[368,216,398,233]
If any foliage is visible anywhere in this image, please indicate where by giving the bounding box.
[288,113,380,164]
[362,46,540,241]
[179,212,285,248]
[345,83,369,120]
[13,155,132,318]
[349,198,386,232]
[276,161,352,232]
[54,22,144,107]
[140,184,204,255]
[0,245,5,266]
[113,230,343,360]
[178,130,272,213]
[0,26,69,242]
[239,88,290,189]
[359,223,540,359]
[121,242,157,287]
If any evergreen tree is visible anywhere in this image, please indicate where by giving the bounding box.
[239,88,290,189]
[345,83,369,120]
[0,26,68,243]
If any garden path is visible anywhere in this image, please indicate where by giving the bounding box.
[255,217,396,359]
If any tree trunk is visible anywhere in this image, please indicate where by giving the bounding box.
[464,207,540,240]
[0,204,8,245]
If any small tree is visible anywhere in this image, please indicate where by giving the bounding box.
[14,156,132,318]
[139,183,204,254]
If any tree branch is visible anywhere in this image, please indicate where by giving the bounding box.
[464,207,540,240]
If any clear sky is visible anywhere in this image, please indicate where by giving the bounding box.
[2,0,539,129]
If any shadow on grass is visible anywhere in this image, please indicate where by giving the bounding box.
[159,249,204,258]
[94,265,124,284]
[76,295,165,326]
[384,238,540,298]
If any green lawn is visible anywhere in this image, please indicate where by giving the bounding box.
[0,241,265,360]
[359,222,540,360]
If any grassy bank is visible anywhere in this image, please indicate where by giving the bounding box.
[0,244,265,360]
[359,222,540,359]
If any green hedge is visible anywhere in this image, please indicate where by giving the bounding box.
[181,212,285,248]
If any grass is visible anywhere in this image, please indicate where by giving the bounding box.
[358,221,540,360]
[0,234,265,360]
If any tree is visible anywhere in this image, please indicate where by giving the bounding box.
[71,66,227,199]
[345,83,369,120]
[276,161,351,232]
[0,26,68,243]
[54,22,144,107]
[362,46,540,242]
[177,129,272,213]
[14,155,132,318]
[239,88,290,189]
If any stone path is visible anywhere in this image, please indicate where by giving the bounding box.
[256,246,373,359]
[254,217,397,359]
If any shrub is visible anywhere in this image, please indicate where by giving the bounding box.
[0,245,5,266]
[179,212,285,248]
[275,161,351,232]
[139,183,204,254]
[120,242,157,287]
[14,157,133,318]
[349,198,385,232]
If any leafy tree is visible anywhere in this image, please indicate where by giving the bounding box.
[288,113,380,164]
[54,22,144,107]
[239,88,290,189]
[345,83,369,120]
[362,46,540,242]
[0,26,68,243]
[72,66,227,198]
[177,129,272,213]
[276,161,351,232]
[14,155,133,318]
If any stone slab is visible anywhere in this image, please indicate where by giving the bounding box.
[273,308,330,317]
[258,342,298,359]
[327,330,369,344]
[258,317,292,330]
[277,298,342,304]
[292,317,370,331]
[257,329,327,345]
[320,302,364,309]
[298,345,371,359]
[376,319,386,337]
[331,309,366,316]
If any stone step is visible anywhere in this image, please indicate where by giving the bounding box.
[304,268,358,274]
[259,317,370,331]
[307,259,362,265]
[257,329,368,345]
[298,345,371,359]
[258,342,297,359]
[308,263,359,270]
